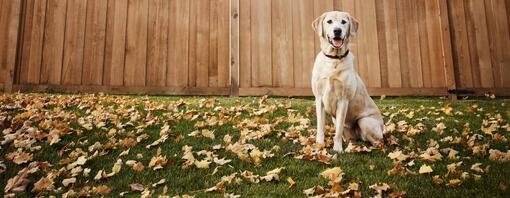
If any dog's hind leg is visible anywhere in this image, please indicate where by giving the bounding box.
[357,117,384,146]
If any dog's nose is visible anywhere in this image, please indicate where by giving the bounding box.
[333,28,342,36]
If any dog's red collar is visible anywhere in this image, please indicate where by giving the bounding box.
[323,50,350,60]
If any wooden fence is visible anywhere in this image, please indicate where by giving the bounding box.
[1,0,509,96]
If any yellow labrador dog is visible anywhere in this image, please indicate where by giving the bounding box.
[311,11,384,153]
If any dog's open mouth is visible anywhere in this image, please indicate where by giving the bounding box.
[329,37,344,48]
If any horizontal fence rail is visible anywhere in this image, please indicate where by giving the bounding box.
[0,0,509,96]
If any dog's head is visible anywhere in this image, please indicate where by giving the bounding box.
[312,11,359,52]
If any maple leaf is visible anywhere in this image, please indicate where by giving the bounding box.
[320,167,344,184]
[5,168,31,193]
[388,150,409,162]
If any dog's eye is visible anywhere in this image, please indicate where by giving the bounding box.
[326,20,333,24]
[341,20,347,24]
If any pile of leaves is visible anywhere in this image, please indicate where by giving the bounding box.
[0,94,509,197]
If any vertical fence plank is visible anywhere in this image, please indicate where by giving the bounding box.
[426,0,447,88]
[417,0,431,88]
[361,0,381,88]
[0,0,21,91]
[104,0,127,86]
[19,0,46,84]
[167,0,189,87]
[381,0,402,88]
[251,0,272,87]
[62,0,87,85]
[448,0,475,88]
[196,0,210,87]
[272,0,294,88]
[239,0,251,88]
[439,0,457,94]
[218,0,229,88]
[470,1,494,88]
[124,0,148,86]
[41,0,66,85]
[293,0,315,88]
[147,0,168,87]
[230,0,240,95]
[82,0,107,85]
[209,0,219,87]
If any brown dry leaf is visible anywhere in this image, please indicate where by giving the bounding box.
[130,183,145,191]
[33,176,55,192]
[92,185,111,195]
[320,167,344,183]
[149,148,168,170]
[369,182,391,198]
[499,182,508,192]
[420,147,443,162]
[488,149,510,162]
[62,177,77,187]
[432,175,444,185]
[261,167,285,182]
[470,163,484,173]
[6,150,33,165]
[388,150,409,162]
[4,168,31,193]
[447,179,462,187]
[345,142,372,153]
[133,162,145,172]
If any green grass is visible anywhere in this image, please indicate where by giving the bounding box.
[1,94,509,197]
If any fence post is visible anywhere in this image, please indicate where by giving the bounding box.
[230,0,240,96]
[439,0,457,100]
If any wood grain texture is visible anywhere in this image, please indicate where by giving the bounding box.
[293,0,315,88]
[230,0,240,95]
[239,0,251,88]
[217,0,229,87]
[271,0,294,87]
[167,0,190,87]
[104,0,128,86]
[195,0,210,87]
[146,0,168,87]
[62,0,87,85]
[40,0,66,85]
[124,0,148,86]
[19,0,46,84]
[82,0,107,85]
[250,0,272,87]
[380,0,402,88]
[0,0,21,90]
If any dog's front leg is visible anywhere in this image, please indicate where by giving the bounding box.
[333,99,349,153]
[315,98,326,144]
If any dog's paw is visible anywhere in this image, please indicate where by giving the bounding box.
[316,137,325,145]
[333,143,344,153]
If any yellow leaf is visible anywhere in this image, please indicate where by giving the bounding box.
[419,165,433,174]
[287,177,296,189]
[194,160,211,169]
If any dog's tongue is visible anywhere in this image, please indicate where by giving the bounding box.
[332,39,343,48]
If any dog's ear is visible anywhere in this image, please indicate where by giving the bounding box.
[348,14,359,37]
[312,13,327,38]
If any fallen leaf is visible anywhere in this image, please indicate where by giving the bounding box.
[419,165,433,174]
[130,183,144,192]
[62,177,76,187]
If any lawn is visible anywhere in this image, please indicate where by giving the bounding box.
[1,93,509,197]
